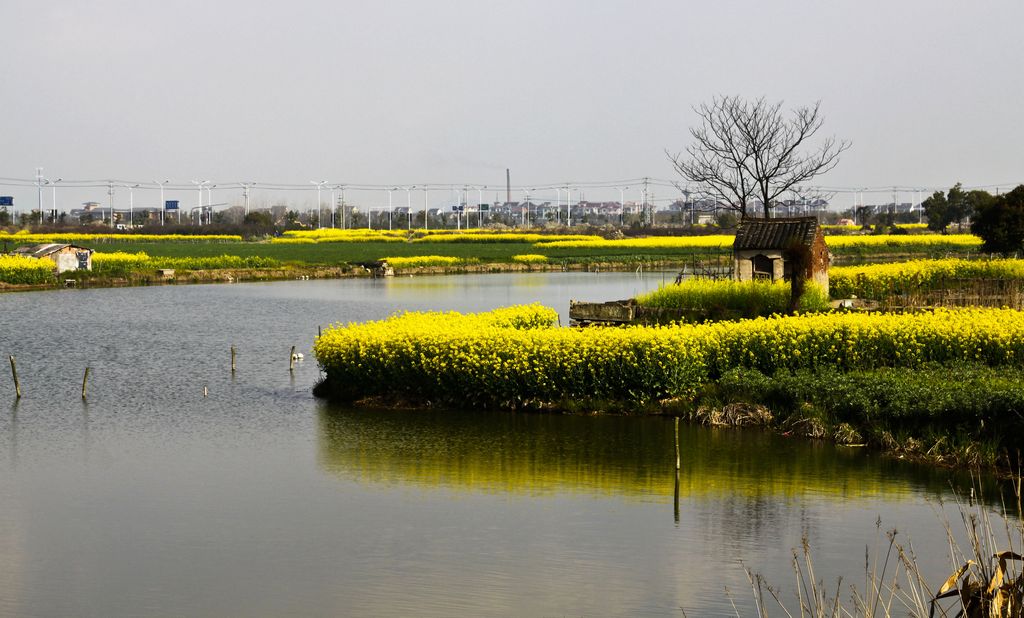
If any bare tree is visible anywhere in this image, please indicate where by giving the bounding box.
[668,96,850,218]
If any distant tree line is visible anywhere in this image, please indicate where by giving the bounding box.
[923,182,1024,254]
[971,185,1024,255]
[921,183,991,232]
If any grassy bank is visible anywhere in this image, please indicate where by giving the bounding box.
[0,228,993,290]
[694,364,1024,465]
[67,236,986,269]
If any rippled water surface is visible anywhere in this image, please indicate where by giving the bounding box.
[0,273,999,616]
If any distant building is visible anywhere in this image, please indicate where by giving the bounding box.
[13,243,93,273]
[668,199,726,224]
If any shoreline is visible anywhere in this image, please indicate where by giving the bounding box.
[0,259,689,293]
[0,250,947,293]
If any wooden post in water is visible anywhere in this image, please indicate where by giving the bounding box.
[674,417,680,470]
[231,346,236,373]
[318,325,322,338]
[289,346,296,372]
[81,367,90,399]
[203,386,208,397]
[673,416,681,524]
[674,469,680,524]
[9,355,21,399]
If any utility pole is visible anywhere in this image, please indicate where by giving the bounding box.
[618,186,627,226]
[123,183,139,227]
[329,185,336,228]
[566,185,572,227]
[310,180,327,228]
[107,181,115,228]
[155,179,170,225]
[388,187,395,231]
[340,185,347,229]
[405,186,413,229]
[35,167,43,224]
[240,182,255,217]
[50,178,60,223]
[191,180,207,225]
[643,177,650,226]
[476,186,485,228]
[423,185,429,231]
[522,189,530,227]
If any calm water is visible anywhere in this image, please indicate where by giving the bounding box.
[0,273,1000,616]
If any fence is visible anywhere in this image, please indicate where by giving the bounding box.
[673,252,734,284]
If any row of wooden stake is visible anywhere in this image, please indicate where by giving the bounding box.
[9,345,304,400]
[7,355,90,400]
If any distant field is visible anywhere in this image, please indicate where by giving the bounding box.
[5,229,985,270]
[85,241,729,264]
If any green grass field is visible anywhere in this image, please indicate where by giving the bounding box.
[86,241,729,265]
[7,232,984,273]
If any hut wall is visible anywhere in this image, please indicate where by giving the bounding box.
[772,259,785,281]
[734,257,753,281]
[734,249,784,282]
[809,234,830,296]
[49,248,92,274]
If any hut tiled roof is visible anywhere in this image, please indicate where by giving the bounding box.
[11,243,76,258]
[733,217,819,251]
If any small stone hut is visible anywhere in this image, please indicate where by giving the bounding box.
[13,243,94,274]
[732,217,830,295]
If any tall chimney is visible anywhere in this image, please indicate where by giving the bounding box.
[506,169,511,204]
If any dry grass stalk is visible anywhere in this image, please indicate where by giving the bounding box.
[743,470,1024,617]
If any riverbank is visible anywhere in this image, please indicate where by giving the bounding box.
[0,228,990,292]
[2,265,351,291]
[678,364,1024,468]
[0,259,693,293]
[0,251,991,294]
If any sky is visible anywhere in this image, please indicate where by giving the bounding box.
[1,0,1023,212]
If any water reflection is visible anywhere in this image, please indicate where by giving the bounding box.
[0,274,1013,617]
[316,404,969,504]
[7,400,17,470]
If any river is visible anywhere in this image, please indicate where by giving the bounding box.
[0,273,1003,616]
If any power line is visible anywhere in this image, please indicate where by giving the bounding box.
[1,174,1021,211]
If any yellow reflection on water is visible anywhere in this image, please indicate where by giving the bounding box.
[316,406,952,503]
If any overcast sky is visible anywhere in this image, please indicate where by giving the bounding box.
[2,0,1022,210]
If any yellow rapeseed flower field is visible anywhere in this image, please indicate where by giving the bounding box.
[314,304,1024,408]
[92,251,279,274]
[382,255,477,268]
[535,235,735,250]
[536,233,982,252]
[0,254,56,284]
[511,254,548,264]
[824,233,981,249]
[268,237,317,244]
